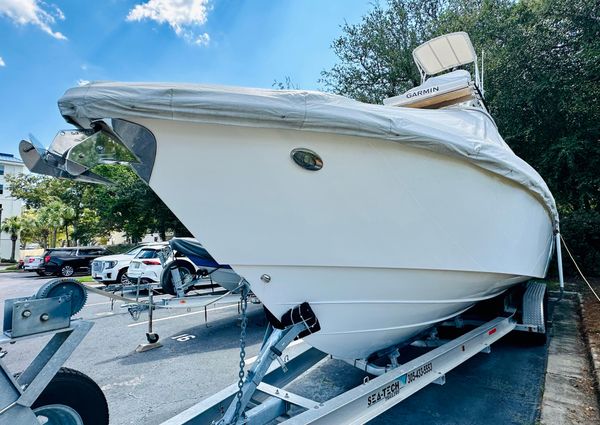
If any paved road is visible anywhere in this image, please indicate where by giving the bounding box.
[1,272,548,424]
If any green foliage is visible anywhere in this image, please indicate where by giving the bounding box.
[18,209,39,248]
[1,216,21,238]
[7,164,191,247]
[86,165,191,242]
[1,216,22,261]
[323,0,600,275]
[320,0,436,102]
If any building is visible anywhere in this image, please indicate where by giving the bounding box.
[0,153,25,260]
[107,231,163,245]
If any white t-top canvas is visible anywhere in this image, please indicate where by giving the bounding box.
[413,32,477,76]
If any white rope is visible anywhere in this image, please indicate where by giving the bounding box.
[560,234,600,303]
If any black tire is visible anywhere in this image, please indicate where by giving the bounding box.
[146,332,160,343]
[36,269,54,277]
[116,267,129,285]
[59,264,75,277]
[160,261,195,295]
[31,367,109,425]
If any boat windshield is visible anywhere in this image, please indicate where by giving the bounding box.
[65,130,139,174]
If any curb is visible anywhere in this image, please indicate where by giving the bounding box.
[579,293,600,408]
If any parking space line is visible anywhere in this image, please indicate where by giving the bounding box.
[127,303,240,327]
[245,339,304,365]
[87,301,113,306]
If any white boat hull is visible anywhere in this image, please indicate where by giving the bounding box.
[133,118,553,359]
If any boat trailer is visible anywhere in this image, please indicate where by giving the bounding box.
[160,280,550,425]
[82,264,256,349]
[0,279,108,424]
[0,279,550,425]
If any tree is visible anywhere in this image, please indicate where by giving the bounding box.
[320,0,446,103]
[1,216,21,262]
[37,201,64,248]
[6,165,192,245]
[19,209,43,248]
[322,0,600,274]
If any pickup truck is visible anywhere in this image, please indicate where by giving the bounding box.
[41,247,110,277]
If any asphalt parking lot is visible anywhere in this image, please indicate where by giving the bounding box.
[1,271,550,424]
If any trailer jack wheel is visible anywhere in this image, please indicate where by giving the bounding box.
[32,367,109,425]
[146,332,160,344]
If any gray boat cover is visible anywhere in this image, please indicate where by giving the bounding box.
[58,82,559,228]
[169,237,213,262]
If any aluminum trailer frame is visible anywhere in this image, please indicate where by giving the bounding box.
[0,320,93,423]
[160,281,548,425]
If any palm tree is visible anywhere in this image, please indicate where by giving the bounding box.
[37,201,74,247]
[1,216,22,262]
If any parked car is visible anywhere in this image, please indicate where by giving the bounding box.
[24,250,64,276]
[24,255,45,274]
[41,247,110,277]
[128,239,240,293]
[91,244,149,285]
[127,243,170,284]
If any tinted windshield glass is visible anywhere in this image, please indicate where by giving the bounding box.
[136,249,158,259]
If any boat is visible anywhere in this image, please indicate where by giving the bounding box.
[19,32,558,360]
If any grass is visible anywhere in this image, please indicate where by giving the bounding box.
[76,275,96,283]
[0,265,21,273]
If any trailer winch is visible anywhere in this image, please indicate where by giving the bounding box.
[0,278,108,425]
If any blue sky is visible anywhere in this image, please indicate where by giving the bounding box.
[0,0,372,156]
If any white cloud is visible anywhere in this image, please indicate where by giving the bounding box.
[192,32,209,46]
[0,57,5,67]
[0,0,66,40]
[126,0,211,46]
[77,79,90,86]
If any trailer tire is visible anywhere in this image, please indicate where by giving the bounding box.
[147,332,160,343]
[32,367,109,425]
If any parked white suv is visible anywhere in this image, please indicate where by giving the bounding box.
[126,243,170,284]
[91,245,149,285]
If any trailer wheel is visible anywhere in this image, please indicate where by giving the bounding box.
[146,332,160,343]
[160,261,195,295]
[32,367,109,425]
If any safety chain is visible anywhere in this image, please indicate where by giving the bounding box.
[232,283,249,424]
